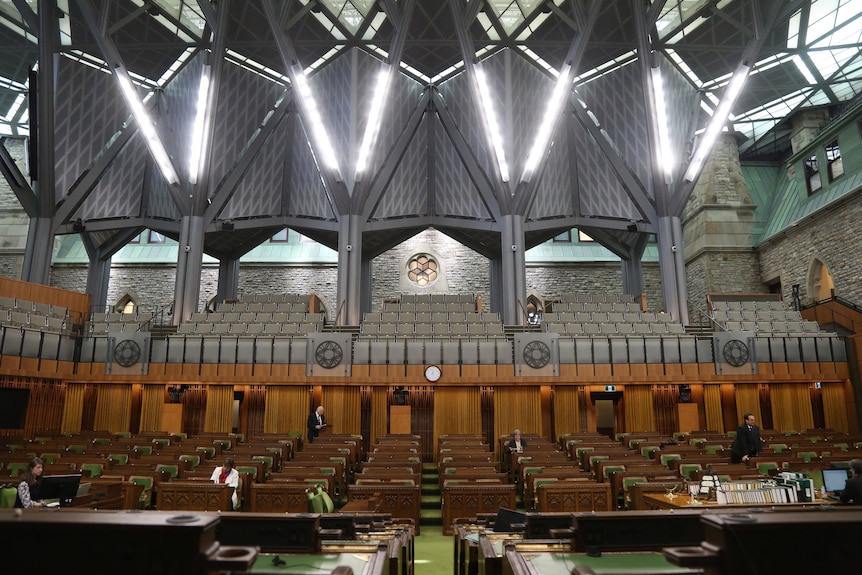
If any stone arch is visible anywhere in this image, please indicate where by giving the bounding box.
[806,256,834,303]
[309,291,331,321]
[525,292,543,323]
[113,292,139,314]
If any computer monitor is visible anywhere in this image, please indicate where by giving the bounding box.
[38,474,83,507]
[822,468,849,494]
[493,507,526,533]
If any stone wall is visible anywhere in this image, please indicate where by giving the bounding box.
[0,138,30,278]
[758,194,862,306]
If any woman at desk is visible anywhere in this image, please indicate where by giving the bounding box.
[15,456,45,508]
[210,457,240,510]
[505,430,527,453]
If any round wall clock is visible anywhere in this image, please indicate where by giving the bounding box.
[424,364,442,382]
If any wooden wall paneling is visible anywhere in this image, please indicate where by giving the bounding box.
[370,386,388,445]
[61,382,86,434]
[139,384,165,432]
[321,386,362,436]
[770,383,815,432]
[821,382,849,433]
[553,385,580,439]
[652,385,678,435]
[493,387,541,456]
[623,385,655,432]
[703,384,725,433]
[204,384,234,433]
[263,386,310,435]
[94,383,132,433]
[434,386,482,458]
[629,364,648,378]
[182,386,207,436]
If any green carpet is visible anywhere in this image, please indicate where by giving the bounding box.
[414,525,454,575]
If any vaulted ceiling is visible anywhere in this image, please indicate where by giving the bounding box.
[0,0,859,264]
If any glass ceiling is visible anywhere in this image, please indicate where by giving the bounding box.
[0,0,858,161]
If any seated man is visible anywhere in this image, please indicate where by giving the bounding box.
[210,457,239,510]
[840,459,862,505]
[505,429,527,453]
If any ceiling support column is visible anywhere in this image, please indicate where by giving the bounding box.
[621,256,644,299]
[174,215,206,324]
[81,234,111,314]
[657,215,688,324]
[217,258,240,306]
[501,214,526,325]
[336,214,363,326]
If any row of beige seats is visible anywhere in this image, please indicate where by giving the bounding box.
[360,322,504,336]
[0,296,69,319]
[544,311,674,323]
[237,293,307,303]
[382,301,478,312]
[89,312,153,323]
[214,301,309,313]
[712,309,803,322]
[552,301,642,312]
[176,321,322,335]
[393,293,475,303]
[2,310,72,334]
[545,322,685,335]
[557,293,638,304]
[711,300,784,311]
[89,322,149,334]
[364,311,500,323]
[188,311,320,324]
[722,320,823,334]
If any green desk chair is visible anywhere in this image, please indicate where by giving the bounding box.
[156,463,180,480]
[179,454,200,470]
[65,444,87,454]
[114,432,131,438]
[213,439,231,451]
[757,462,778,476]
[797,452,818,463]
[0,486,18,508]
[252,455,274,475]
[602,465,626,482]
[33,437,51,445]
[236,466,258,481]
[133,445,152,456]
[832,443,849,452]
[689,438,705,447]
[39,453,61,464]
[641,446,659,459]
[614,432,631,442]
[673,432,689,442]
[727,431,737,438]
[704,445,724,455]
[317,487,334,513]
[92,438,111,446]
[808,437,821,443]
[629,439,644,449]
[129,476,153,509]
[622,477,647,509]
[170,432,188,442]
[109,453,129,465]
[7,462,28,477]
[229,433,244,443]
[152,438,171,448]
[855,441,862,450]
[770,443,788,453]
[784,431,799,436]
[588,455,609,472]
[660,454,682,469]
[196,446,216,459]
[678,463,702,480]
[81,463,103,478]
[307,489,324,513]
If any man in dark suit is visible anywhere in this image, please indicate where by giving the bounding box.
[730,413,763,463]
[840,459,862,505]
[307,405,325,443]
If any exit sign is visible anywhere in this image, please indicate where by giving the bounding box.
[604,385,616,392]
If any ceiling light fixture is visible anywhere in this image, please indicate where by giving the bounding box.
[651,66,674,178]
[356,66,390,176]
[522,70,570,182]
[188,65,210,185]
[684,65,750,182]
[116,71,179,185]
[293,72,341,175]
[475,67,509,182]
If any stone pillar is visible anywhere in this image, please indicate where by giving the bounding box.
[682,135,762,316]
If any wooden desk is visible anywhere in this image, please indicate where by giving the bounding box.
[640,492,834,511]
[503,546,701,575]
[248,547,388,575]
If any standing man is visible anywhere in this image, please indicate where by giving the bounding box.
[730,412,763,463]
[307,405,326,443]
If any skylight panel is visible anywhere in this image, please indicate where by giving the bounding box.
[477,13,501,41]
[667,49,702,87]
[362,12,387,40]
[488,0,527,35]
[311,12,347,40]
[656,0,712,40]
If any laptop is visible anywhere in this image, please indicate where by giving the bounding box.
[822,468,850,500]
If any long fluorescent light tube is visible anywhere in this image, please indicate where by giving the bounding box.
[651,67,674,177]
[117,73,179,185]
[356,67,390,176]
[294,72,341,174]
[475,67,509,182]
[683,66,749,182]
[188,66,210,185]
[523,70,570,181]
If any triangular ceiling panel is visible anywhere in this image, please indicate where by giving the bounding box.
[210,60,285,190]
[576,60,653,201]
[310,50,356,184]
[657,53,700,175]
[288,117,338,222]
[161,53,204,184]
[574,117,641,221]
[433,112,494,221]
[53,58,131,204]
[526,120,577,222]
[78,134,147,222]
[368,112,430,221]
